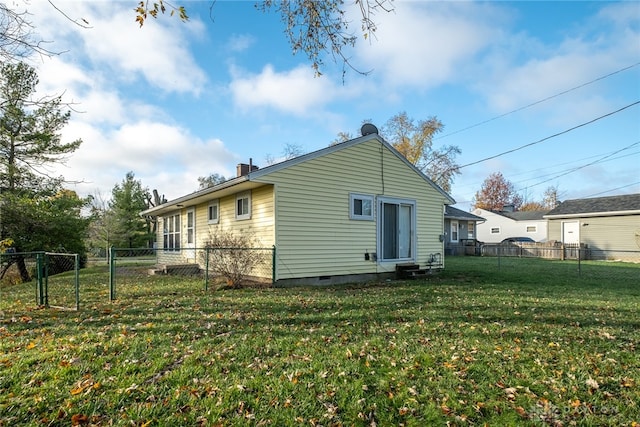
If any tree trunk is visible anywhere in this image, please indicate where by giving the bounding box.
[16,255,30,282]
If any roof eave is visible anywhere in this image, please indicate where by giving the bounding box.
[140,176,250,217]
[544,209,640,219]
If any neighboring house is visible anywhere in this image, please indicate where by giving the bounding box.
[443,206,485,255]
[544,193,640,261]
[472,207,548,243]
[141,125,455,285]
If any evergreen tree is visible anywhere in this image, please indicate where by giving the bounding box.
[109,172,152,249]
[0,62,85,282]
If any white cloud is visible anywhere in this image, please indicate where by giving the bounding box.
[30,1,207,95]
[353,2,504,88]
[54,121,237,201]
[228,34,256,52]
[471,2,639,119]
[19,2,228,201]
[229,64,338,115]
[81,12,207,95]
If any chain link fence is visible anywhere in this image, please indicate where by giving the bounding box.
[42,253,80,310]
[471,243,640,278]
[1,251,80,311]
[108,246,275,300]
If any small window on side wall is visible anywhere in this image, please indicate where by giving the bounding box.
[208,199,219,224]
[236,191,251,220]
[490,227,500,234]
[349,193,374,220]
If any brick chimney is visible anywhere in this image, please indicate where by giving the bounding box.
[236,159,259,177]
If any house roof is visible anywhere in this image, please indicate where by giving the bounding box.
[141,131,455,217]
[544,193,640,219]
[473,208,548,222]
[445,206,485,222]
[499,210,548,221]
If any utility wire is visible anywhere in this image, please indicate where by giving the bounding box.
[456,101,640,171]
[437,61,640,140]
[581,181,640,198]
[515,141,640,192]
[509,150,640,181]
[452,148,640,192]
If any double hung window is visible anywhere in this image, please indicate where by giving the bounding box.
[236,191,251,220]
[208,200,219,224]
[163,214,181,251]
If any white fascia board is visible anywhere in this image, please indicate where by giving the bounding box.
[544,210,640,219]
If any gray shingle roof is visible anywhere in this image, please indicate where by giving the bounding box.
[544,193,640,217]
[499,210,548,221]
[445,206,485,221]
[496,211,549,221]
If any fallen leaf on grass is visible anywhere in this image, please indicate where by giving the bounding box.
[585,378,599,390]
[515,406,527,417]
[70,376,96,396]
[70,414,88,425]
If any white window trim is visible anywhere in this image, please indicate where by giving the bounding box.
[451,220,459,243]
[526,225,537,233]
[349,193,374,221]
[490,227,501,234]
[186,208,195,245]
[236,191,251,220]
[208,199,220,224]
[163,213,181,251]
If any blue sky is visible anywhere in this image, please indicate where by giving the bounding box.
[28,0,639,210]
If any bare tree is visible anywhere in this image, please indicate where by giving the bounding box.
[0,3,59,63]
[265,142,305,166]
[542,185,562,210]
[200,230,269,289]
[135,0,394,77]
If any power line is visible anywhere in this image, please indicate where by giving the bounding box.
[437,61,640,140]
[513,150,640,185]
[515,141,640,192]
[451,147,640,192]
[581,182,640,198]
[456,101,640,171]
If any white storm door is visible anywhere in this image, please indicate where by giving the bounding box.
[562,221,579,244]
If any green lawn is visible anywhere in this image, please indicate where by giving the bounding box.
[1,257,639,426]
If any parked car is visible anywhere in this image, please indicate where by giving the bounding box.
[501,237,535,244]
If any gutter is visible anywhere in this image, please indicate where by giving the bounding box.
[141,175,250,217]
[543,209,640,219]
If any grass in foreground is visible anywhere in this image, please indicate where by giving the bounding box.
[1,257,639,426]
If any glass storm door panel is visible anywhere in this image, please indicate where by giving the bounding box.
[381,201,414,260]
[398,204,412,258]
[382,203,399,260]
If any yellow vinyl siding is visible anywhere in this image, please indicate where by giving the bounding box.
[156,186,274,269]
[194,184,275,248]
[255,139,448,280]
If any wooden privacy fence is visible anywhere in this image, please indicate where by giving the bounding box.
[480,242,588,260]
